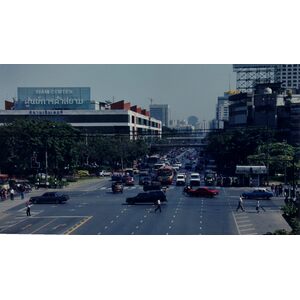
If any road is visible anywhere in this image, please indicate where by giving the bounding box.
[0,177,291,235]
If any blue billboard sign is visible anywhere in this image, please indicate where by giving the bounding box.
[16,87,91,110]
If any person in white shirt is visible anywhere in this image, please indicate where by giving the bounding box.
[10,188,15,200]
[154,199,162,213]
[236,195,245,212]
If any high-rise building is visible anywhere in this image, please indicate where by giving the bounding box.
[278,64,300,89]
[149,104,169,127]
[215,91,240,129]
[233,64,300,93]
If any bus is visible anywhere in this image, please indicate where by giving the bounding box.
[156,166,174,185]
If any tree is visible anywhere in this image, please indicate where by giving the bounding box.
[247,142,295,177]
[205,128,275,174]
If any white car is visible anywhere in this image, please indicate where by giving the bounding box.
[190,173,200,180]
[99,170,112,177]
[176,174,186,186]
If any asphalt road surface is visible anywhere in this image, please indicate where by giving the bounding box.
[0,178,291,235]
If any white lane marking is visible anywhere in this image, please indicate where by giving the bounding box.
[136,226,139,229]
[104,226,108,229]
[30,219,57,234]
[199,227,202,230]
[131,232,135,235]
[52,224,66,230]
[169,226,172,229]
[231,211,241,235]
[199,221,202,224]
[238,219,251,224]
[140,220,143,223]
[200,215,203,218]
[235,215,249,219]
[100,187,106,190]
[4,221,18,225]
[240,227,256,231]
[116,215,119,218]
[98,232,102,235]
[239,223,253,228]
[171,220,174,223]
[173,215,176,218]
[21,224,32,230]
[69,209,76,212]
[110,220,114,224]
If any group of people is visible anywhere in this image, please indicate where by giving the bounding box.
[0,184,28,201]
[0,187,16,201]
[236,195,265,213]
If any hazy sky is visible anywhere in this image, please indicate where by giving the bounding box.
[0,64,235,121]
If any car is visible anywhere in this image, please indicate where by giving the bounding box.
[143,181,161,191]
[29,192,70,204]
[99,170,112,177]
[189,179,201,187]
[190,173,200,180]
[184,186,219,198]
[139,176,151,185]
[242,188,273,200]
[126,191,167,205]
[111,173,123,181]
[124,176,135,186]
[112,181,124,193]
[176,174,186,186]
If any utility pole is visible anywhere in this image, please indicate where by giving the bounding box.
[85,132,89,165]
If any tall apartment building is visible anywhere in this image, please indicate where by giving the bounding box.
[149,104,169,127]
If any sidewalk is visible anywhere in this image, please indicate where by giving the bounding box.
[0,177,103,219]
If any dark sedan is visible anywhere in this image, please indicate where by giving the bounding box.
[242,189,273,200]
[30,192,69,204]
[184,187,219,198]
[126,191,167,205]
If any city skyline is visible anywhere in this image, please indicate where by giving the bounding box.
[0,64,235,121]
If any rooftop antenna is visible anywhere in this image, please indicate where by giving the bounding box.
[112,96,115,103]
[148,97,153,105]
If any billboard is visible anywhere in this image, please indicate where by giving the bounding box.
[16,87,91,110]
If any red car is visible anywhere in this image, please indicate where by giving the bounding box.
[184,186,219,198]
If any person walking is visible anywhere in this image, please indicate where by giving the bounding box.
[26,201,32,216]
[256,200,266,213]
[236,195,245,212]
[20,185,25,200]
[154,199,162,213]
[10,188,15,200]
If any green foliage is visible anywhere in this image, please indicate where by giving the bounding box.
[247,142,296,177]
[0,119,150,177]
[205,128,275,173]
[289,218,300,234]
[281,203,298,217]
